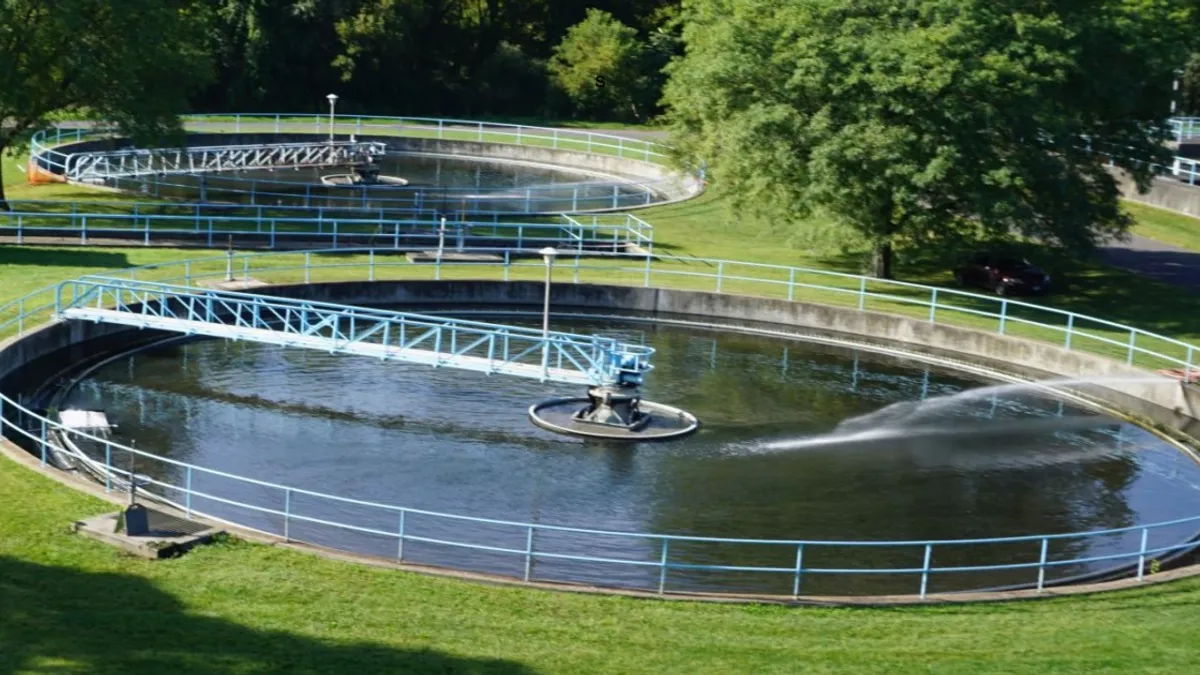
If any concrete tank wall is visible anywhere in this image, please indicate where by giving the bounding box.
[254,280,1200,439]
[4,280,1198,441]
[1113,168,1200,219]
[41,133,701,204]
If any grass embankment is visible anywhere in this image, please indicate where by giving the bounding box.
[1128,201,1200,251]
[5,128,1200,673]
[2,456,1198,674]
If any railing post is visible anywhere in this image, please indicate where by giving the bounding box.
[998,300,1008,335]
[304,251,312,283]
[185,466,193,518]
[1127,330,1137,365]
[715,261,724,293]
[104,442,112,492]
[524,525,535,581]
[919,544,933,599]
[928,288,938,322]
[503,250,511,281]
[397,510,406,560]
[369,249,376,281]
[643,256,652,287]
[788,269,796,302]
[39,417,48,465]
[658,539,669,594]
[1188,346,1195,380]
[1036,537,1049,591]
[857,277,866,310]
[792,544,804,598]
[283,488,292,542]
[1064,314,1075,350]
[1137,527,1150,581]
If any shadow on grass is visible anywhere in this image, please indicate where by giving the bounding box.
[0,554,537,674]
[0,248,130,269]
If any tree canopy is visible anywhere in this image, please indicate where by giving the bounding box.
[190,0,679,118]
[549,9,657,122]
[662,0,1195,277]
[0,0,212,205]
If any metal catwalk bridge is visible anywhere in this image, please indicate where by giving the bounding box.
[55,277,653,387]
[64,141,388,182]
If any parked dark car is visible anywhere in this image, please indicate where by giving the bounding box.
[953,253,1051,296]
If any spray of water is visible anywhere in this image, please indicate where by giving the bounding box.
[754,374,1173,453]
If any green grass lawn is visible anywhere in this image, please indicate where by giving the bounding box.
[1128,201,1200,251]
[7,128,1200,673]
[2,454,1198,675]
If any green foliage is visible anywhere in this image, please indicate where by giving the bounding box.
[8,416,1200,673]
[473,42,552,117]
[663,0,1193,278]
[549,9,656,121]
[0,0,212,203]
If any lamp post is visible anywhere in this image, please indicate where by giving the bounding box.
[539,247,557,378]
[326,93,339,142]
[539,247,557,339]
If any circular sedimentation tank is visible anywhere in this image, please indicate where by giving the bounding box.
[86,150,665,214]
[40,315,1200,597]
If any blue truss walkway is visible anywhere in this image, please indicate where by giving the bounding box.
[55,277,653,387]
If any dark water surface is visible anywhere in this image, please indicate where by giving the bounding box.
[60,319,1200,595]
[124,153,653,212]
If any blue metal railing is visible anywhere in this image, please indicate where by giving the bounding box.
[1171,117,1200,142]
[0,204,654,252]
[56,276,653,386]
[64,140,389,180]
[2,248,1199,598]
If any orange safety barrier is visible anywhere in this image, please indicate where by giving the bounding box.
[26,160,65,185]
[1157,368,1200,383]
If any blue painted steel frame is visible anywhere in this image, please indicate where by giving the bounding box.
[55,276,653,387]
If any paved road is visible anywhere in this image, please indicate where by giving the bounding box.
[1100,233,1200,291]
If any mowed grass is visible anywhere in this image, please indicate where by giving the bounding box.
[2,455,1199,675]
[1128,201,1200,251]
[7,130,1200,673]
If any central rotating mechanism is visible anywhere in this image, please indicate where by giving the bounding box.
[574,386,651,431]
[529,347,699,442]
[320,146,409,186]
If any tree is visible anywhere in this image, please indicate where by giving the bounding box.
[0,0,211,208]
[549,9,654,121]
[663,0,1193,278]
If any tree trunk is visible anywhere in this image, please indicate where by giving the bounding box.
[0,147,8,212]
[871,241,894,279]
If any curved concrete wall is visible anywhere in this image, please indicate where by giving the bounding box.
[5,281,1196,443]
[40,133,702,207]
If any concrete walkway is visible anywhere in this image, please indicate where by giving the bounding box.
[1100,233,1200,291]
[574,128,668,141]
